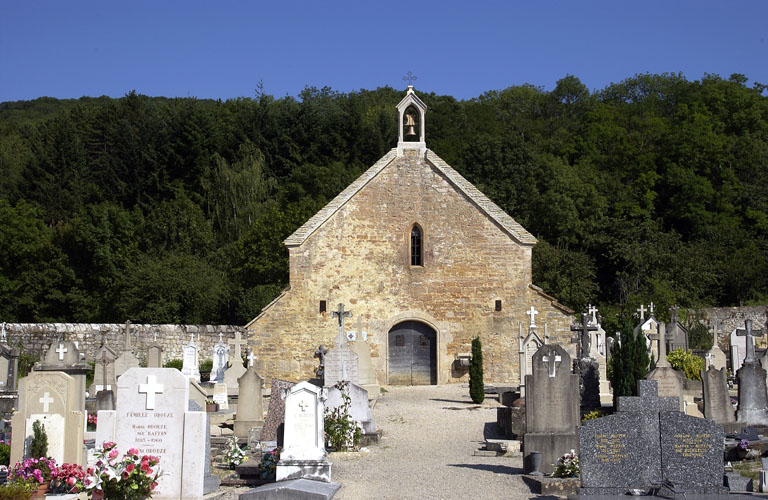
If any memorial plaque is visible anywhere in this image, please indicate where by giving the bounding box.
[660,411,725,492]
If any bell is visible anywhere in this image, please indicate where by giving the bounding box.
[404,111,417,138]
[405,124,417,137]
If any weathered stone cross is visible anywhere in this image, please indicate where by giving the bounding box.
[139,375,164,410]
[228,331,248,359]
[332,304,352,346]
[648,323,670,367]
[100,349,110,391]
[247,349,256,368]
[526,306,539,327]
[705,352,714,368]
[737,319,764,363]
[354,316,365,341]
[55,343,67,361]
[39,392,54,413]
[123,320,132,350]
[570,313,598,358]
[637,304,647,322]
[541,350,562,378]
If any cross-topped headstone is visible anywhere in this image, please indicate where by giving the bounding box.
[737,319,764,363]
[669,305,680,323]
[332,303,352,346]
[570,313,598,358]
[228,331,248,359]
[588,304,599,325]
[123,319,132,350]
[39,392,53,413]
[402,71,418,86]
[100,348,109,390]
[527,306,539,327]
[637,304,647,322]
[138,375,164,410]
[541,351,562,378]
[649,323,670,367]
[354,316,365,341]
[55,343,67,361]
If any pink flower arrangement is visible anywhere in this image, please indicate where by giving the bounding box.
[11,456,57,484]
[84,441,161,500]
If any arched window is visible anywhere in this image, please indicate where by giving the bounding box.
[411,225,423,266]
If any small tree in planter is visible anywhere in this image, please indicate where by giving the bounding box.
[469,336,484,404]
[29,420,48,459]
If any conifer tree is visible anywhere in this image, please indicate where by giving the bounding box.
[469,336,484,404]
[29,420,48,459]
[608,321,650,408]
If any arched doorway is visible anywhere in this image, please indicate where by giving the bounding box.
[388,321,437,385]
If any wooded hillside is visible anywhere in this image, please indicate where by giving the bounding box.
[1,74,767,327]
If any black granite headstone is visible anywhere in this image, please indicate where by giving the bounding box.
[660,411,725,494]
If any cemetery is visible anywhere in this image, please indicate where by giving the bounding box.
[1,83,768,500]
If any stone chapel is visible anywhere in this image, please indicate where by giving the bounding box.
[245,86,573,386]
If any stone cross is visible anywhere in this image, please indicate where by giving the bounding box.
[139,375,164,410]
[354,316,365,341]
[637,304,647,322]
[542,351,562,378]
[705,352,714,368]
[649,302,655,316]
[247,349,256,368]
[100,349,109,390]
[736,319,764,363]
[188,333,195,345]
[228,331,248,359]
[332,303,352,346]
[570,313,598,358]
[649,323,670,367]
[56,343,67,361]
[218,332,224,343]
[588,304,599,325]
[527,306,539,327]
[123,320,132,350]
[39,392,53,413]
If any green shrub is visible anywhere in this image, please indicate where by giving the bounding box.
[199,359,213,372]
[0,481,34,500]
[0,443,9,466]
[667,349,705,381]
[324,381,362,451]
[163,358,183,370]
[17,352,38,379]
[29,420,47,459]
[469,337,484,404]
[85,361,95,389]
[581,410,603,422]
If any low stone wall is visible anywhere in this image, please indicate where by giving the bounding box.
[695,306,768,337]
[2,323,245,365]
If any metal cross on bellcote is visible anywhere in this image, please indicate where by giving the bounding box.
[402,71,418,86]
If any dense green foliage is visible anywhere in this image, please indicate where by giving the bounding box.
[469,336,484,404]
[29,420,48,459]
[1,74,768,324]
[608,321,650,406]
[667,348,706,380]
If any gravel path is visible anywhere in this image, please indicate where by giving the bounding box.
[216,384,550,500]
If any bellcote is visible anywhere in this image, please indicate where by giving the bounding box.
[396,86,427,157]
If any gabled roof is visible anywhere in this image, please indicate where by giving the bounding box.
[284,148,537,247]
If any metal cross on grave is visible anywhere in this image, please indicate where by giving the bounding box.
[228,331,248,359]
[55,343,68,361]
[541,350,562,378]
[737,319,764,363]
[139,375,164,410]
[570,313,598,359]
[332,304,352,346]
[526,306,539,328]
[39,392,54,413]
[402,71,418,86]
[637,304,647,322]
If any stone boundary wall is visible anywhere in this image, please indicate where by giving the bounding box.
[690,306,768,346]
[2,323,245,365]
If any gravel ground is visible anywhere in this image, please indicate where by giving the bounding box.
[214,384,550,500]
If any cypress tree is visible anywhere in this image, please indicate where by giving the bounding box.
[608,321,650,408]
[29,420,48,459]
[469,336,484,404]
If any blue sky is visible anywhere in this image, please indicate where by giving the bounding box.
[1,0,767,102]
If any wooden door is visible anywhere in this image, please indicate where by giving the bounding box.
[388,321,436,385]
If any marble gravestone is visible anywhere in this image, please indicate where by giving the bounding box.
[35,339,89,409]
[262,379,296,445]
[523,344,579,475]
[276,381,332,482]
[10,371,85,466]
[324,304,359,386]
[114,320,140,377]
[701,366,736,425]
[736,320,768,425]
[575,380,727,498]
[234,365,264,439]
[348,316,380,397]
[210,334,230,384]
[325,381,375,433]
[646,323,686,411]
[181,335,201,382]
[96,368,207,499]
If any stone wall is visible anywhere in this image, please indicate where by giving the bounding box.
[246,150,573,386]
[695,306,768,347]
[2,323,244,365]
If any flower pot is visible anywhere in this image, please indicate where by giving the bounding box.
[30,483,49,500]
[529,451,543,476]
[206,403,218,412]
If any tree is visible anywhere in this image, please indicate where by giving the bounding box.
[29,420,48,459]
[608,320,650,407]
[469,337,484,404]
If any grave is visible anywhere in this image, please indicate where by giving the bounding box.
[96,367,207,499]
[574,380,727,498]
[234,365,265,439]
[666,306,689,351]
[324,304,359,386]
[730,327,754,374]
[210,333,230,384]
[518,319,544,398]
[523,343,579,475]
[189,400,221,495]
[701,366,737,426]
[570,313,600,411]
[34,339,89,409]
[325,381,375,433]
[114,320,140,377]
[147,332,164,368]
[262,379,296,445]
[735,320,768,425]
[181,334,201,382]
[0,323,20,416]
[10,370,85,466]
[587,307,612,405]
[348,316,380,397]
[90,341,117,396]
[707,323,727,371]
[224,331,248,395]
[276,381,332,482]
[646,323,686,411]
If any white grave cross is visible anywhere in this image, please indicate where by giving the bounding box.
[138,375,164,410]
[527,306,539,327]
[39,392,54,413]
[55,343,67,360]
[541,352,562,378]
[637,304,647,321]
[705,352,714,368]
[588,304,599,325]
[228,331,248,359]
[247,350,256,368]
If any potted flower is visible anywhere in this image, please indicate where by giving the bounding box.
[84,441,161,500]
[258,448,280,480]
[222,436,248,469]
[87,414,98,432]
[205,399,218,412]
[551,449,580,478]
[49,462,85,494]
[10,457,57,498]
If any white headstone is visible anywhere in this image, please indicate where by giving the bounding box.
[210,336,229,383]
[182,335,201,382]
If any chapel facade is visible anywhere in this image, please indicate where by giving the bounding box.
[245,87,573,386]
